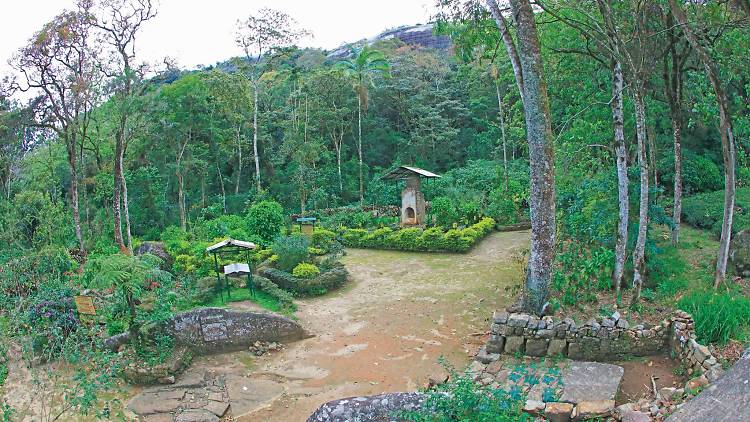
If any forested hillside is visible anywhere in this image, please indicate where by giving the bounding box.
[1,0,750,419]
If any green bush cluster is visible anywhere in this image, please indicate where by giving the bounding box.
[678,289,750,345]
[272,235,310,272]
[681,187,750,237]
[339,217,496,252]
[292,262,320,278]
[552,244,615,306]
[659,151,723,195]
[260,265,348,297]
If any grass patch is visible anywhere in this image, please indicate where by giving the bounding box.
[678,289,750,345]
[201,287,292,315]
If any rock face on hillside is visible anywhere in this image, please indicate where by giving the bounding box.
[729,229,750,277]
[328,23,451,59]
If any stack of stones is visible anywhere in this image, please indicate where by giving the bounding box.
[669,310,724,382]
[478,310,668,363]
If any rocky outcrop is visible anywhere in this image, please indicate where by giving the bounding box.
[135,241,173,270]
[167,307,309,354]
[729,229,750,277]
[126,370,285,421]
[307,392,427,422]
[327,23,451,59]
[105,307,309,355]
[666,347,750,422]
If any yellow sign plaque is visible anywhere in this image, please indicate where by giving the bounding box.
[74,295,97,315]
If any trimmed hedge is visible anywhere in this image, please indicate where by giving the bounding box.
[260,265,348,297]
[253,275,295,310]
[338,217,496,252]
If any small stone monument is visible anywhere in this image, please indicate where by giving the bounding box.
[382,166,441,226]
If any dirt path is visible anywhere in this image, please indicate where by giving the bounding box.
[196,230,529,421]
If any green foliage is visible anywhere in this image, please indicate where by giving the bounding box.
[431,196,459,227]
[272,235,310,272]
[553,244,615,306]
[400,362,530,422]
[659,151,723,195]
[252,275,296,311]
[292,262,320,278]
[681,187,750,236]
[246,200,284,246]
[678,289,750,345]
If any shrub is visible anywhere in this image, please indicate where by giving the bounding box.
[272,235,310,272]
[659,151,723,195]
[682,187,750,237]
[678,290,750,345]
[486,190,519,226]
[311,228,337,251]
[431,196,459,227]
[246,200,284,245]
[400,364,529,422]
[292,263,320,279]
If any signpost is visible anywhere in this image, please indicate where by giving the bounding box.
[74,295,97,316]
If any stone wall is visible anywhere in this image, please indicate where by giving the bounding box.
[668,311,724,381]
[167,307,310,354]
[478,310,667,363]
[479,310,723,379]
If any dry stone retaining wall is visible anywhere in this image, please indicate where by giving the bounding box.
[479,310,723,379]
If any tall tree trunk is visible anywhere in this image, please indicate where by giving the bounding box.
[122,174,133,252]
[631,88,650,302]
[671,113,683,245]
[358,95,364,205]
[508,0,556,315]
[335,134,343,193]
[113,130,125,250]
[69,151,84,252]
[235,124,242,194]
[648,125,658,190]
[177,169,186,230]
[253,82,261,192]
[217,159,226,213]
[611,60,629,298]
[486,0,525,105]
[668,0,736,287]
[496,81,510,193]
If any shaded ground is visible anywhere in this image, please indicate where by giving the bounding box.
[615,355,682,405]
[198,230,530,421]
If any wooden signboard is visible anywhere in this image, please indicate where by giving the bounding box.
[74,295,97,315]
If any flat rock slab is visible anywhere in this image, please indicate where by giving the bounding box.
[559,361,624,403]
[225,375,285,418]
[666,347,750,422]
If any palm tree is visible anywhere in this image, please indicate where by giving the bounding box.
[335,46,390,204]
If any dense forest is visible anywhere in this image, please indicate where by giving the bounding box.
[1,0,750,420]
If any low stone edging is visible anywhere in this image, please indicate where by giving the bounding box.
[476,309,726,421]
[479,310,722,377]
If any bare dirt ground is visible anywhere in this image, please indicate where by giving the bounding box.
[199,230,530,421]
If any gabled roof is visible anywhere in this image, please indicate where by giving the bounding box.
[206,238,257,252]
[381,166,442,180]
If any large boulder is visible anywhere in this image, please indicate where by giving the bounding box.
[307,392,427,422]
[729,229,750,277]
[167,307,310,354]
[105,308,309,355]
[135,241,174,270]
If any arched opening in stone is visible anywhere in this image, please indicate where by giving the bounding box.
[405,207,415,221]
